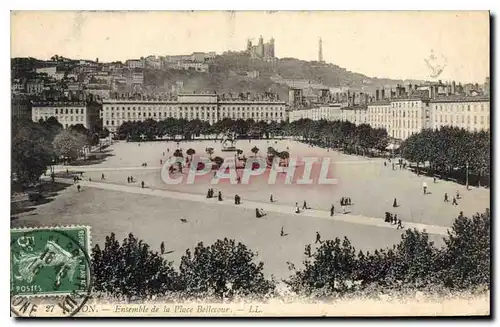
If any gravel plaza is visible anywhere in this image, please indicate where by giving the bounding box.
[12,139,490,279]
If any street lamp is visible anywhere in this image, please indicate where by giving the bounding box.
[466,161,469,190]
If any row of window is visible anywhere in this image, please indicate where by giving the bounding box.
[392,102,424,109]
[435,115,489,125]
[434,103,487,112]
[105,111,284,119]
[105,117,284,126]
[36,108,85,115]
[105,106,284,112]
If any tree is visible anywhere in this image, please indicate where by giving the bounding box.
[173,149,183,158]
[11,119,53,185]
[52,130,86,161]
[186,148,196,161]
[286,237,358,296]
[438,210,490,289]
[278,151,290,167]
[251,146,260,157]
[389,229,439,287]
[92,233,180,299]
[206,147,214,159]
[212,156,224,168]
[179,238,275,300]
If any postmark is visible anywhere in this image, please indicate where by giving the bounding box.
[10,226,92,317]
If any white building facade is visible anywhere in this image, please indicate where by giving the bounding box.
[430,97,490,133]
[101,94,287,132]
[32,102,90,129]
[341,96,490,140]
[289,104,342,122]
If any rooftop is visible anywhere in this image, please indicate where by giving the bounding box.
[430,95,490,103]
[32,101,86,107]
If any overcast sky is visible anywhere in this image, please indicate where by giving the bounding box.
[11,11,489,83]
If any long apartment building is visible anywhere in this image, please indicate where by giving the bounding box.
[342,96,490,140]
[288,95,490,141]
[289,104,342,122]
[101,94,288,133]
[31,101,101,132]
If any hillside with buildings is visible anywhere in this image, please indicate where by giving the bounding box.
[11,35,490,144]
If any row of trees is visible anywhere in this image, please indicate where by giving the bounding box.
[116,118,285,141]
[91,210,490,301]
[288,119,389,155]
[11,118,98,186]
[400,127,490,186]
[115,118,389,155]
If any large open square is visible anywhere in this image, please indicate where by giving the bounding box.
[12,139,490,279]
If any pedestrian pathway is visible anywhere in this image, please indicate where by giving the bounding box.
[56,178,450,236]
[53,159,381,173]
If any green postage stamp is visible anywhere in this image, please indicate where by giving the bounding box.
[10,226,92,297]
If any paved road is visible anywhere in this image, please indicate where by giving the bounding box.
[57,177,450,236]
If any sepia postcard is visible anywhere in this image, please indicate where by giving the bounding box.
[10,10,491,317]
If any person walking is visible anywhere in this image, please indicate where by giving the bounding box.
[234,194,240,205]
[302,201,308,210]
[160,242,165,255]
[218,191,223,201]
[456,190,461,199]
[270,194,274,203]
[423,182,427,195]
[77,184,81,192]
[458,211,464,219]
[295,203,300,214]
[101,173,105,180]
[444,193,449,202]
[330,205,335,217]
[315,231,322,244]
[393,198,398,207]
[280,226,285,237]
[141,181,145,189]
[452,197,458,206]
[397,219,403,229]
[127,176,130,183]
[393,214,398,225]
